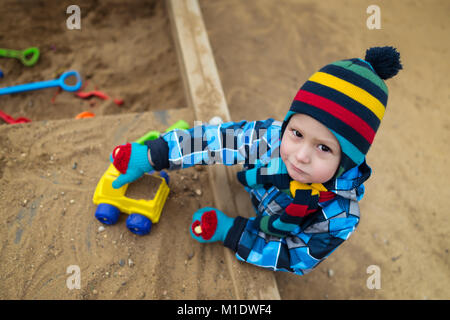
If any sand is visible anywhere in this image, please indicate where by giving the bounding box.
[200,0,450,299]
[0,0,185,121]
[1,0,449,300]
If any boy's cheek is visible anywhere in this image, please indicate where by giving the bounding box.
[279,141,288,161]
[280,134,290,154]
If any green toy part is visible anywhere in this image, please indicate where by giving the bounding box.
[0,47,40,67]
[135,120,189,145]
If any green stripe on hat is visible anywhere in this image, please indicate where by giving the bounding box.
[332,60,388,96]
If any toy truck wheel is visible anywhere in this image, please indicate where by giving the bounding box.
[95,203,121,225]
[126,213,152,235]
[159,170,170,185]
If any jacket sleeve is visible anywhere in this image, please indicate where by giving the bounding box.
[290,206,360,272]
[233,198,361,275]
[145,119,281,171]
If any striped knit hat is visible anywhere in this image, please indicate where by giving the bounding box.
[281,46,402,177]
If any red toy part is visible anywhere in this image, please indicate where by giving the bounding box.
[114,98,124,106]
[75,111,95,119]
[76,90,110,100]
[75,86,124,106]
[0,110,31,124]
[51,87,62,104]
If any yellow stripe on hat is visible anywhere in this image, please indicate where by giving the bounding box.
[309,72,385,120]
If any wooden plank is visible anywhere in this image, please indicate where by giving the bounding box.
[166,0,231,122]
[166,0,281,299]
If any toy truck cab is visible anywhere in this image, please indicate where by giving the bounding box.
[93,164,170,235]
[92,120,188,235]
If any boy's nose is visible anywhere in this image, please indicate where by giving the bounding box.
[295,144,311,163]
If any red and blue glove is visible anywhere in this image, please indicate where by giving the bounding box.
[190,207,235,243]
[110,142,154,189]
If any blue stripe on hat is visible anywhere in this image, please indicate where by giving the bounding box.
[329,129,365,166]
[345,58,374,72]
[283,110,297,124]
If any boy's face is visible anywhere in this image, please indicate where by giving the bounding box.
[280,113,341,184]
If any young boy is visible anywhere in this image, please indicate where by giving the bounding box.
[110,46,402,276]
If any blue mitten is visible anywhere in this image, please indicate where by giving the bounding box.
[190,207,234,243]
[110,142,154,189]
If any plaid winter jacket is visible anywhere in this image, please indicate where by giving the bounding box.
[146,119,371,275]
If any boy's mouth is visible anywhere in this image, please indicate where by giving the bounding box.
[289,161,307,176]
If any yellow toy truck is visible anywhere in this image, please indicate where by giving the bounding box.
[92,120,189,235]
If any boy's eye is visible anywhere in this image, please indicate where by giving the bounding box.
[292,129,302,138]
[319,144,331,153]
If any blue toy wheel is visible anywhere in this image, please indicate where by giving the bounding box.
[126,213,152,235]
[159,170,170,185]
[95,203,120,225]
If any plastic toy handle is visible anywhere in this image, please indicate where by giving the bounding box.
[165,120,189,132]
[20,47,40,67]
[0,70,82,95]
[58,71,82,92]
[0,48,20,58]
[135,131,160,145]
[135,120,190,145]
[0,78,54,95]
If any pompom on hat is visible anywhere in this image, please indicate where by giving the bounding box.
[282,46,403,177]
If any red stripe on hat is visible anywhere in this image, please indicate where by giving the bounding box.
[294,89,375,144]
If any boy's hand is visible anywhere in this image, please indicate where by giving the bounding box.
[190,207,234,243]
[110,142,154,189]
